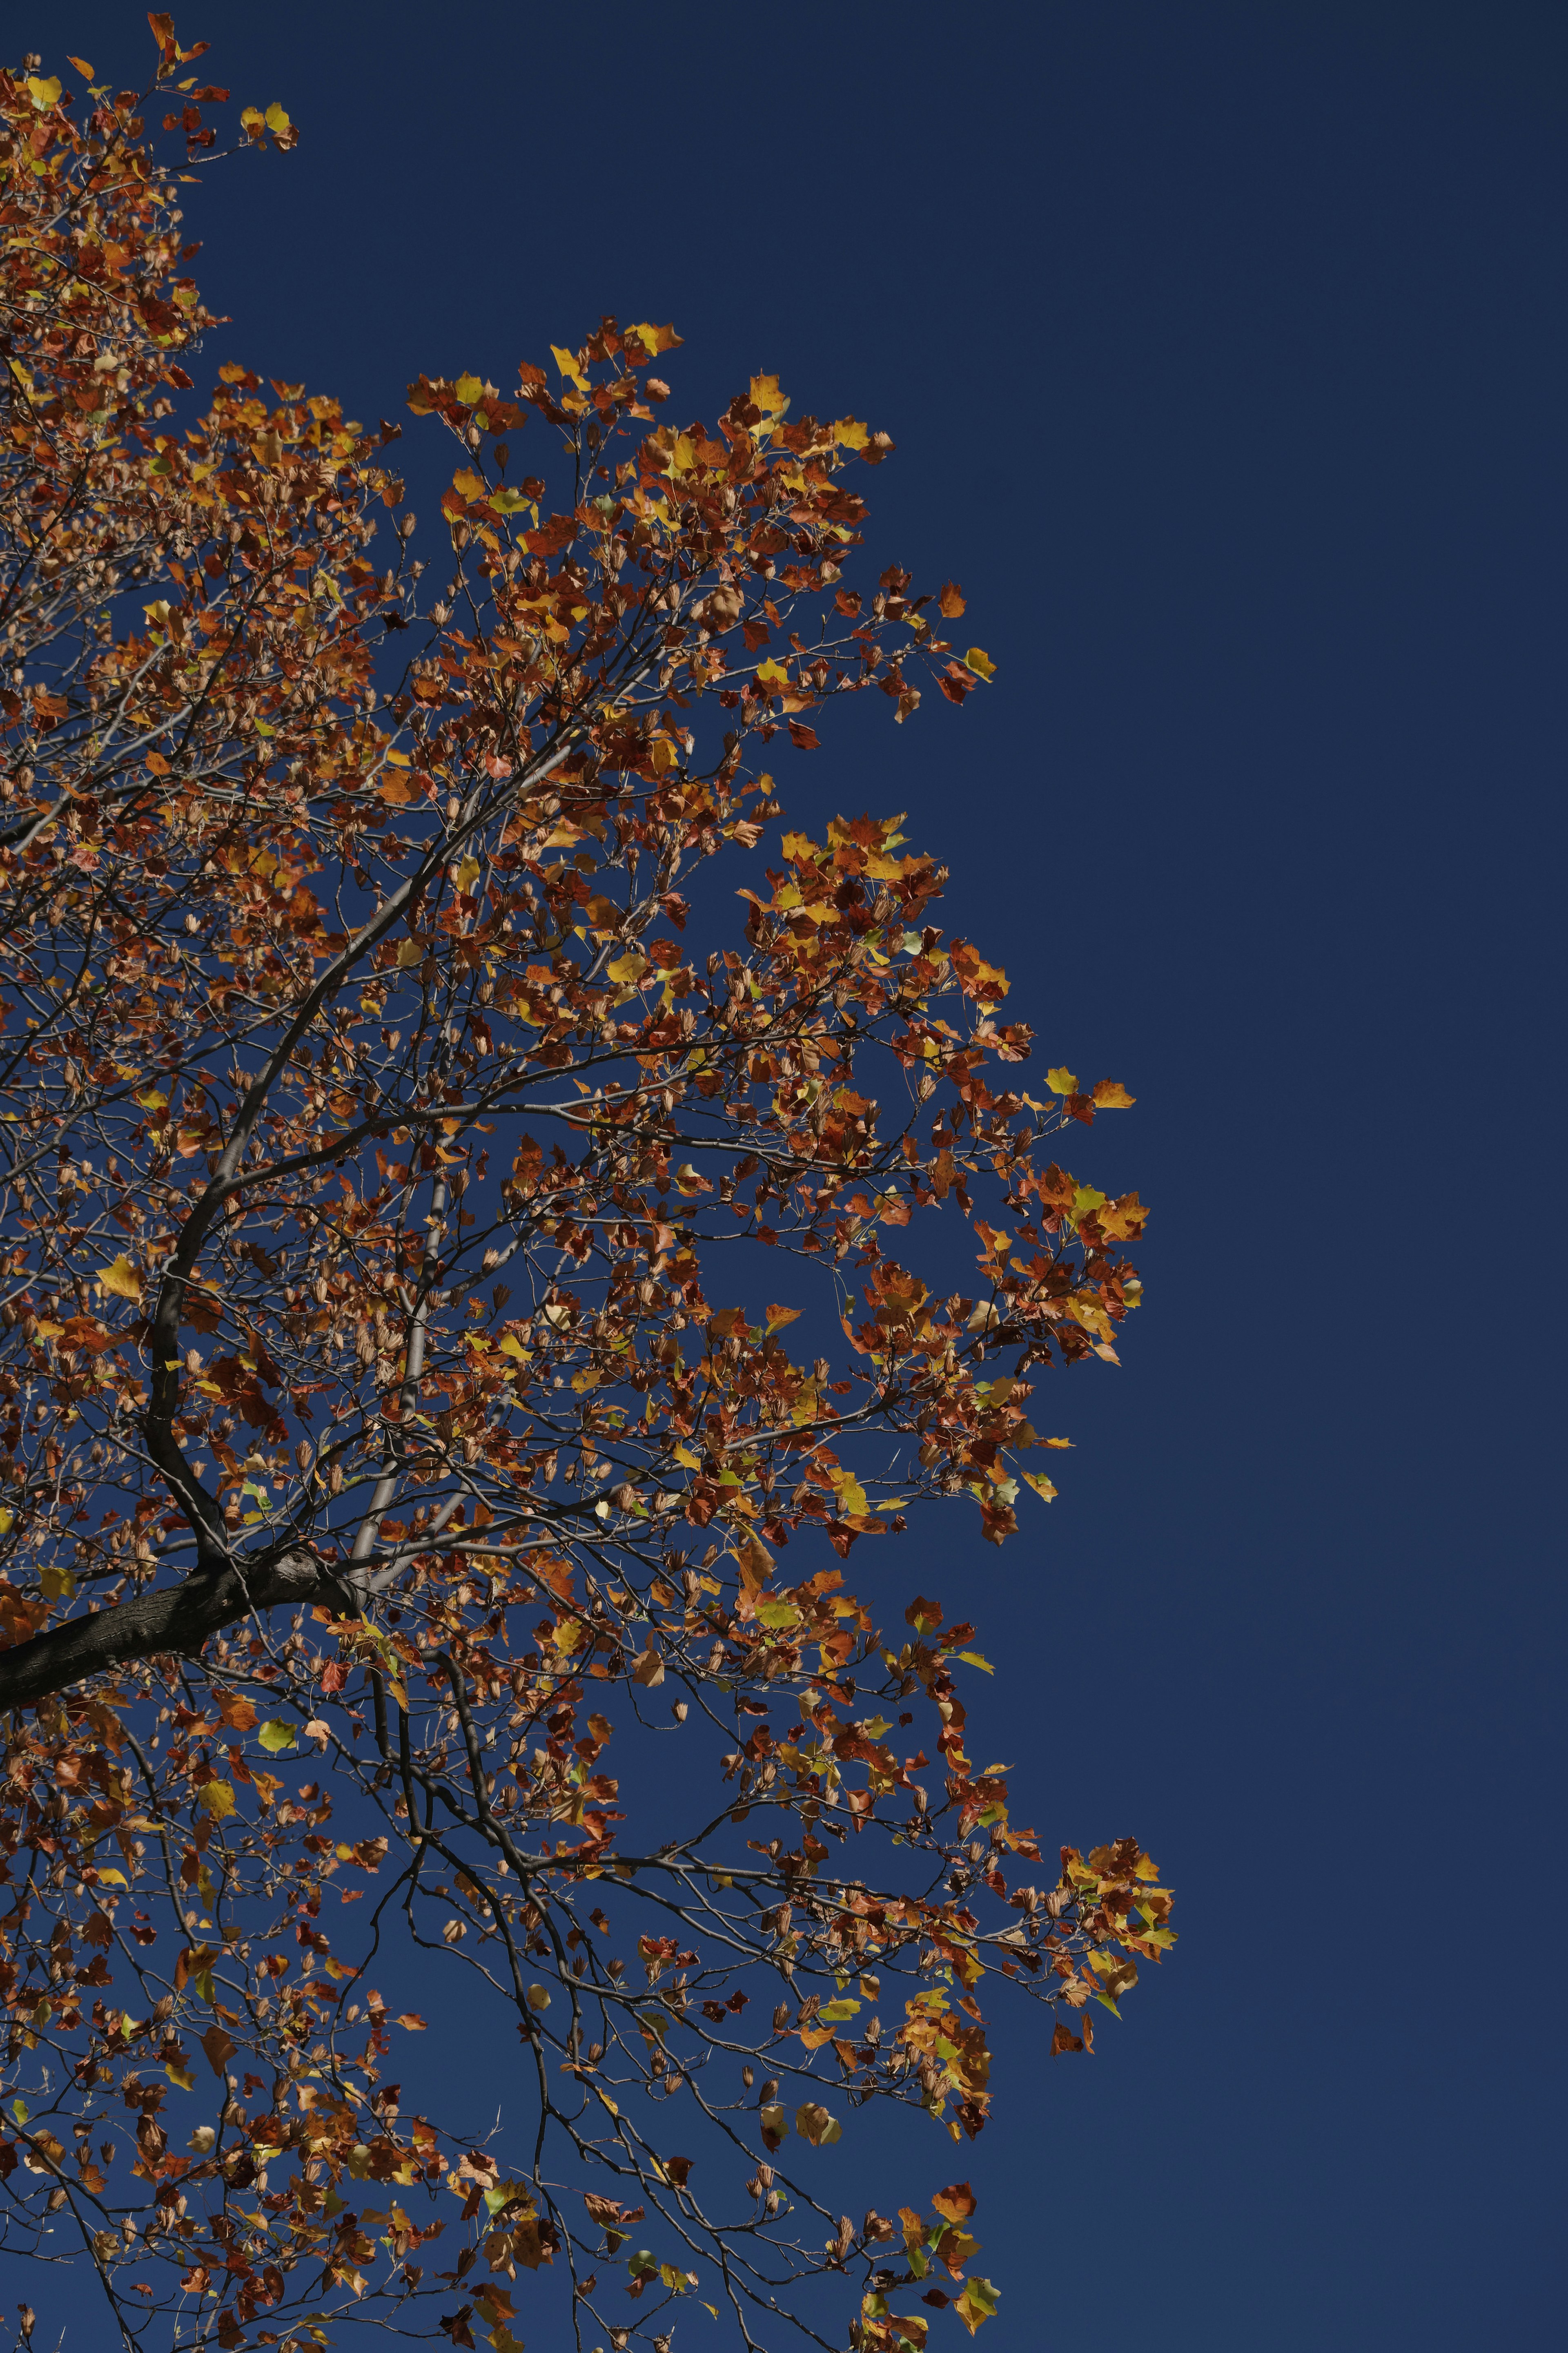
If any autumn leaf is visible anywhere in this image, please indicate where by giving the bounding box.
[199,2025,236,2077]
[1091,1078,1136,1109]
[1045,1067,1078,1096]
[764,1303,802,1333]
[938,582,966,618]
[794,2101,842,2146]
[963,647,997,682]
[953,2276,1000,2334]
[100,1256,143,1303]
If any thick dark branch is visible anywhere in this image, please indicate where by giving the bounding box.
[0,1550,330,1711]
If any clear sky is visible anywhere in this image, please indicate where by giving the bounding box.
[43,4,1568,2346]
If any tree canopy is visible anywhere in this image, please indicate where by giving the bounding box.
[0,27,1170,2353]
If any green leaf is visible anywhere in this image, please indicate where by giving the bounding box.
[257,1720,296,1753]
[753,1596,801,1630]
[954,2275,1000,2334]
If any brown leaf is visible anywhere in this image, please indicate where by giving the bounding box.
[199,2025,236,2078]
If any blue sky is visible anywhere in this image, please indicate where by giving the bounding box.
[42,4,1568,2346]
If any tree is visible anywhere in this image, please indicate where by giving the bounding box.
[0,27,1170,2353]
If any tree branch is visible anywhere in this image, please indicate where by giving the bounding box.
[0,1549,330,1711]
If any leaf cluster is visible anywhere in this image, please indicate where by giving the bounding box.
[0,28,1169,2353]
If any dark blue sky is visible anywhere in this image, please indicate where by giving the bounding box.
[53,4,1568,2346]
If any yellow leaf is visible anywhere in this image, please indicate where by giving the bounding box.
[100,1256,143,1304]
[1091,1078,1136,1109]
[551,344,588,392]
[264,102,291,134]
[94,1868,128,1887]
[26,76,62,109]
[454,373,484,405]
[198,1782,235,1820]
[607,950,649,986]
[833,418,869,449]
[66,56,94,79]
[498,1335,530,1362]
[1042,1436,1074,1449]
[453,855,481,892]
[673,1442,702,1469]
[827,1465,869,1516]
[450,471,485,504]
[257,1720,296,1753]
[1045,1067,1078,1095]
[749,374,789,417]
[953,2276,1000,2335]
[755,658,789,687]
[753,1595,800,1630]
[964,647,997,682]
[1020,1471,1058,1505]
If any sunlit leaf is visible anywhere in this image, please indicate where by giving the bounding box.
[99,1255,143,1303]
